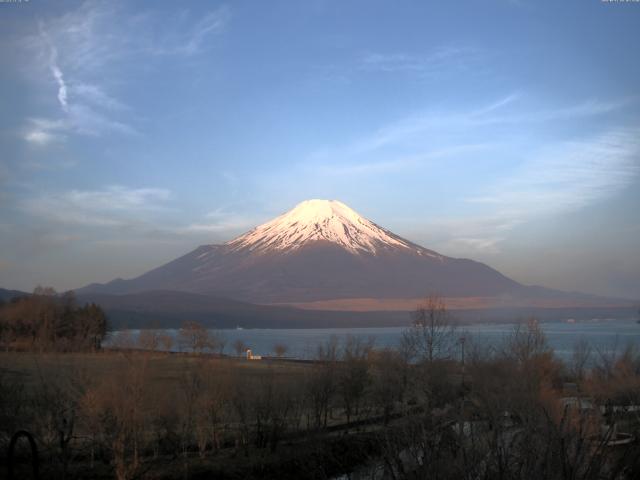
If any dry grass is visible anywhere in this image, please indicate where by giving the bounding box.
[0,350,310,392]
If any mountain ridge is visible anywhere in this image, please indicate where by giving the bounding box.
[76,199,627,310]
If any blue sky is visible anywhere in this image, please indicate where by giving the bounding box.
[1,0,639,299]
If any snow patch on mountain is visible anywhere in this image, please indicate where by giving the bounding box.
[226,199,439,256]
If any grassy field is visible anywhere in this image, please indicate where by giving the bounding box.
[3,341,640,479]
[0,350,311,391]
[0,350,377,480]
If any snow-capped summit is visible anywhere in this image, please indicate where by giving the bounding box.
[226,199,432,255]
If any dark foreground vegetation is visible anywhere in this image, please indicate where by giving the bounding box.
[0,287,107,352]
[1,295,640,479]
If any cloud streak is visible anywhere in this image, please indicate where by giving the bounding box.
[165,7,230,56]
[313,143,495,176]
[22,186,172,227]
[19,186,257,243]
[181,206,260,235]
[420,128,640,255]
[360,46,484,78]
[24,128,60,146]
[23,118,67,146]
[22,1,230,146]
[306,94,635,181]
[470,128,640,215]
[48,47,68,110]
[350,95,632,155]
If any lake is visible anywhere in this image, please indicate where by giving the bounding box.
[108,317,640,363]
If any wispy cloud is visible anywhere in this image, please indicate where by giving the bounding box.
[314,143,495,176]
[148,7,231,56]
[343,93,519,155]
[419,128,640,255]
[349,95,632,155]
[471,93,522,117]
[36,22,68,110]
[183,220,254,234]
[22,186,172,227]
[48,45,68,110]
[360,46,483,78]
[22,108,135,146]
[73,83,128,111]
[20,186,257,242]
[23,118,67,146]
[402,214,521,256]
[306,94,633,179]
[21,1,230,146]
[181,207,258,234]
[25,5,136,144]
[470,128,640,215]
[24,129,60,146]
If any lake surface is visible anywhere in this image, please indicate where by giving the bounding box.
[109,318,640,363]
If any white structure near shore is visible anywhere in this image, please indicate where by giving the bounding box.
[246,349,262,360]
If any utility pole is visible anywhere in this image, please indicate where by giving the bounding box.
[459,335,466,388]
[458,335,467,437]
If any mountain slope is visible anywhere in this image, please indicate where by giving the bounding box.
[0,288,29,302]
[78,199,526,303]
[77,290,636,329]
[77,290,412,328]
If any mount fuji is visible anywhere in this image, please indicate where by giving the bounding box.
[78,199,557,307]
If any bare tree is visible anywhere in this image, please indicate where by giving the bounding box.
[306,336,339,428]
[110,329,135,350]
[233,339,247,357]
[273,343,288,357]
[137,329,159,352]
[370,348,408,424]
[570,336,592,382]
[30,360,91,479]
[194,362,231,456]
[402,294,456,363]
[252,372,294,451]
[81,354,151,480]
[503,317,550,365]
[157,332,174,353]
[211,330,227,356]
[177,360,206,476]
[338,336,373,426]
[178,321,212,354]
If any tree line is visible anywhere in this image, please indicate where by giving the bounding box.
[111,320,290,359]
[0,286,108,352]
